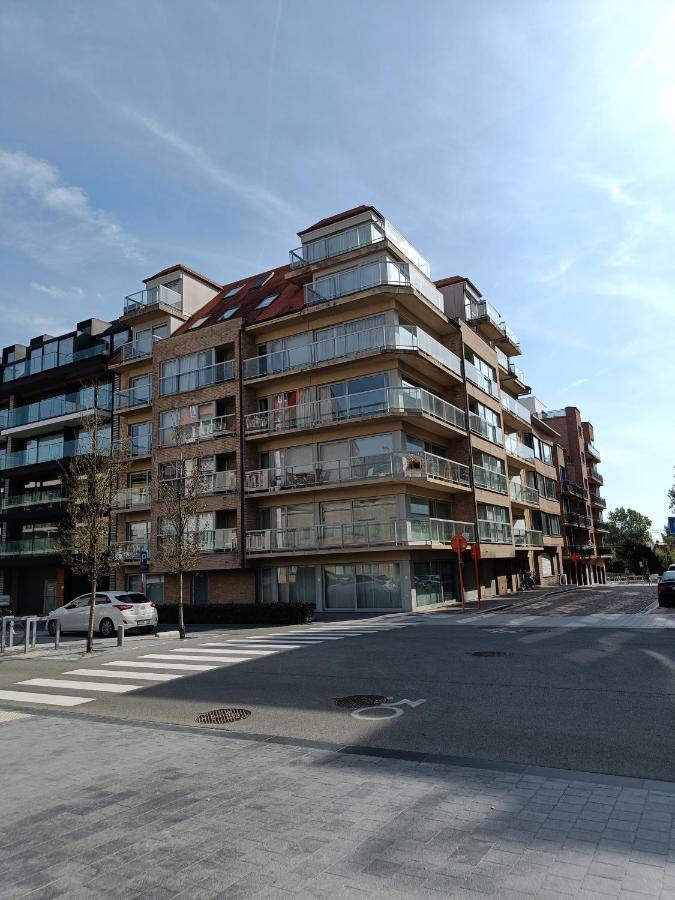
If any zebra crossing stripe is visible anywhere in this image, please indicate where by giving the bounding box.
[19,678,139,694]
[103,660,218,671]
[172,647,277,656]
[0,690,93,707]
[140,654,257,663]
[64,669,180,682]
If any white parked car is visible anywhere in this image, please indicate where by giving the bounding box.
[46,592,158,638]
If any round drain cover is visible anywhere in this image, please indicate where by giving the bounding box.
[469,651,511,658]
[335,695,389,708]
[194,708,251,725]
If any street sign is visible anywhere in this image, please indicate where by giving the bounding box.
[139,550,149,572]
[668,516,675,536]
[450,535,468,553]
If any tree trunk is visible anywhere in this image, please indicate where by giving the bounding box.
[178,570,185,639]
[86,569,97,654]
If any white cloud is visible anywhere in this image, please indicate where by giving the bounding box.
[0,148,141,261]
[531,256,578,283]
[30,282,84,299]
[579,172,638,207]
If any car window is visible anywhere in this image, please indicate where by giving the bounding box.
[114,593,148,604]
[660,573,675,582]
[95,597,111,605]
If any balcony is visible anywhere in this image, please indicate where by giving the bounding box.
[0,535,60,557]
[561,480,588,500]
[304,258,443,312]
[567,543,595,557]
[2,344,108,384]
[0,487,67,513]
[110,540,148,563]
[510,482,539,505]
[243,325,462,381]
[466,302,520,355]
[594,520,609,532]
[0,437,111,472]
[157,528,238,554]
[246,517,475,554]
[597,545,613,557]
[159,360,235,397]
[472,465,508,495]
[112,487,151,512]
[586,442,601,462]
[590,493,606,509]
[112,437,151,460]
[1,392,111,435]
[468,412,503,446]
[245,386,466,438]
[123,285,182,315]
[505,435,536,464]
[245,451,470,495]
[588,466,603,485]
[159,413,235,448]
[119,335,164,363]
[514,529,544,548]
[114,381,153,412]
[464,360,499,399]
[564,512,593,528]
[477,520,513,544]
[500,392,532,425]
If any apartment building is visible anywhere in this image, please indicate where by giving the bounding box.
[0,320,119,613]
[108,265,221,600]
[540,406,610,584]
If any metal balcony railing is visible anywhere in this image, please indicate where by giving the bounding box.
[159,471,237,496]
[0,487,67,512]
[588,466,604,484]
[585,442,601,462]
[0,535,60,556]
[114,380,153,411]
[157,528,237,554]
[590,493,606,508]
[0,437,111,471]
[124,285,182,314]
[564,512,593,528]
[500,392,531,424]
[464,360,499,398]
[3,392,111,430]
[2,344,108,383]
[245,451,470,494]
[510,482,539,505]
[477,520,512,544]
[110,541,149,562]
[119,335,164,362]
[245,386,466,437]
[472,465,508,495]
[246,517,475,554]
[243,325,462,380]
[505,435,535,462]
[159,413,235,448]
[466,302,519,348]
[514,529,544,547]
[159,360,235,397]
[468,413,503,446]
[561,480,588,499]
[112,437,152,459]
[304,258,443,311]
[112,487,151,511]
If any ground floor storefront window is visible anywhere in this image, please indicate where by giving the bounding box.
[412,560,456,607]
[260,566,317,605]
[126,574,165,604]
[324,562,401,609]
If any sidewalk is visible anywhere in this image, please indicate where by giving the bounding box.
[0,713,673,898]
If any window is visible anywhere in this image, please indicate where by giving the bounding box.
[324,563,401,610]
[223,285,241,298]
[256,293,279,309]
[220,307,239,320]
[250,272,274,289]
[188,316,208,330]
[130,421,152,456]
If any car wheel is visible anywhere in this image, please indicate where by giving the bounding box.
[47,620,57,636]
[99,617,116,638]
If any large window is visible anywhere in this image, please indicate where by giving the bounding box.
[159,346,234,396]
[324,563,401,609]
[413,561,456,607]
[130,421,151,456]
[260,566,317,605]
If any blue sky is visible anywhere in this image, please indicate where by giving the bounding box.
[0,0,673,530]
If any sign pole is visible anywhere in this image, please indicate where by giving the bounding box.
[451,535,468,611]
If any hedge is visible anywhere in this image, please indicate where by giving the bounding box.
[157,602,315,626]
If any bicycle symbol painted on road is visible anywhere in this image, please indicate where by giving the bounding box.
[350,698,427,720]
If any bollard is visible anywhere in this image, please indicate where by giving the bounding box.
[54,620,61,650]
[8,618,14,649]
[24,619,30,654]
[117,625,124,647]
[30,618,38,650]
[0,617,6,655]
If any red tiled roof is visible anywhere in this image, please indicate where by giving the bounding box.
[297,205,381,236]
[143,264,222,290]
[174,265,304,336]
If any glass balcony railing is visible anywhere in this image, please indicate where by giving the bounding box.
[304,258,443,311]
[500,393,531,424]
[586,442,601,462]
[243,325,462,380]
[514,529,544,547]
[119,335,164,362]
[0,487,66,512]
[505,435,535,462]
[472,465,508,494]
[160,471,238,496]
[588,466,604,484]
[510,482,539,505]
[112,437,152,459]
[159,360,235,397]
[0,535,60,556]
[124,285,182,315]
[2,344,108,384]
[110,541,149,562]
[245,386,466,437]
[468,412,503,445]
[464,360,499,398]
[159,413,235,447]
[114,381,152,411]
[158,528,237,554]
[112,487,151,511]
[466,302,519,348]
[0,437,111,471]
[477,520,513,544]
[3,391,112,431]
[246,517,475,554]
[245,451,470,494]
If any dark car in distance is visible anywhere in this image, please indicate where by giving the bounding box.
[657,571,675,607]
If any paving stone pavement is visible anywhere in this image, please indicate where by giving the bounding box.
[1,713,674,899]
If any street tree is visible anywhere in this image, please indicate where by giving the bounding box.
[58,399,127,654]
[153,427,205,639]
[608,507,652,550]
[668,466,675,512]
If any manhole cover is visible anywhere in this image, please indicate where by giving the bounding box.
[194,708,251,725]
[335,695,389,709]
[469,651,512,658]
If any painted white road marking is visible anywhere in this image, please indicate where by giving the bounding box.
[0,710,31,723]
[351,697,427,720]
[178,647,276,656]
[19,678,139,694]
[64,669,180,682]
[103,661,218,671]
[0,690,93,707]
[140,653,257,663]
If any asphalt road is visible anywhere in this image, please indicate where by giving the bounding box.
[0,586,673,782]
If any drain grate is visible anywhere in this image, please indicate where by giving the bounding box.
[194,708,251,725]
[335,695,389,709]
[469,651,512,658]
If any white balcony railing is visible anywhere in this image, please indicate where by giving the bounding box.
[514,529,544,547]
[245,451,470,494]
[477,520,513,544]
[245,386,466,437]
[159,413,235,447]
[243,325,462,380]
[472,465,508,494]
[304,258,443,311]
[500,392,531,424]
[509,482,540,505]
[119,335,164,362]
[124,285,182,314]
[464,360,499,398]
[468,412,503,446]
[466,301,519,348]
[505,435,535,462]
[246,517,475,554]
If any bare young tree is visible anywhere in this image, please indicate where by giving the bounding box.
[58,396,127,654]
[154,427,206,639]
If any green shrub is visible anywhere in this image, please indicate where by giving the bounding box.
[157,602,314,626]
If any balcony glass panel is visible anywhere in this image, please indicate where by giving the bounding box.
[120,335,163,362]
[514,529,544,547]
[159,413,235,447]
[0,435,111,470]
[159,360,235,396]
[110,541,148,562]
[0,487,66,511]
[305,258,442,311]
[468,412,503,445]
[2,344,108,383]
[505,435,535,461]
[124,285,182,314]
[0,536,60,556]
[4,388,111,430]
[477,520,513,543]
[114,380,153,411]
[509,482,539,504]
[472,465,508,494]
[465,360,499,398]
[112,487,151,510]
[500,392,531,423]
